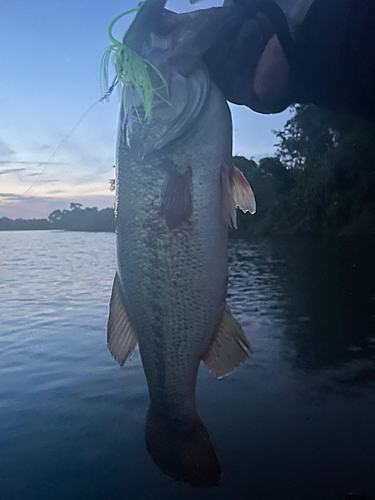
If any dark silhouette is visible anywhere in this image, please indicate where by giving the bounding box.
[0,217,52,231]
[47,203,115,232]
[206,0,375,120]
[0,203,115,232]
[233,104,375,238]
[2,104,375,237]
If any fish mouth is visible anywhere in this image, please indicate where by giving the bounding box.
[145,409,221,488]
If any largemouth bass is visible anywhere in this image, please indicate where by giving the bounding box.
[107,0,255,488]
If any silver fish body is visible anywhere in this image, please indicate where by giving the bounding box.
[116,78,230,418]
[107,3,255,488]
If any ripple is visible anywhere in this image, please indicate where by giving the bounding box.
[1,233,375,500]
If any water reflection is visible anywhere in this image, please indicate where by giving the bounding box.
[1,232,375,499]
[107,236,375,490]
[108,272,222,489]
[229,236,375,372]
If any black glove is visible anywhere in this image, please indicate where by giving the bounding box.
[204,0,295,113]
[292,0,375,119]
[205,0,375,119]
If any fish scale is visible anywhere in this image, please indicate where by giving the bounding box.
[107,1,255,487]
[116,124,227,416]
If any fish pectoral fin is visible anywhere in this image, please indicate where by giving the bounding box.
[232,165,256,215]
[203,304,253,379]
[159,168,192,230]
[221,166,237,229]
[221,165,256,229]
[107,272,138,367]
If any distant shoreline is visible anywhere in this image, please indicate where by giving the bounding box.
[0,204,115,233]
[0,227,115,232]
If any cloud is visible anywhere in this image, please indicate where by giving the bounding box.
[0,193,19,199]
[0,168,26,175]
[0,192,114,219]
[37,161,66,166]
[0,160,66,166]
[0,193,58,201]
[34,144,52,152]
[0,139,15,157]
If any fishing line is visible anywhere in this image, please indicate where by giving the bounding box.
[19,77,119,199]
[13,1,159,202]
[6,0,165,209]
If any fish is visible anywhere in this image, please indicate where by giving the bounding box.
[107,0,255,488]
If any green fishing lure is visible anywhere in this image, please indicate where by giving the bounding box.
[100,1,169,122]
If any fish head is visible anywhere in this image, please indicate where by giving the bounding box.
[119,1,240,162]
[124,1,240,76]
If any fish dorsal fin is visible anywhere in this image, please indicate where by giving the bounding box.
[221,165,256,229]
[203,304,253,379]
[107,272,138,366]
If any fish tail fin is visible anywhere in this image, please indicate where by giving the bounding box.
[145,409,221,488]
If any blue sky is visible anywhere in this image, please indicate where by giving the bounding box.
[0,0,290,219]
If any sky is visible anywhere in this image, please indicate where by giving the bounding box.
[0,0,290,219]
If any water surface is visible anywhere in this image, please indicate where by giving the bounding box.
[1,231,374,499]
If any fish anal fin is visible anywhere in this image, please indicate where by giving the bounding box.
[203,304,253,379]
[232,165,256,215]
[107,272,138,366]
[159,168,192,230]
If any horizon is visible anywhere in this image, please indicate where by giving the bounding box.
[0,0,290,219]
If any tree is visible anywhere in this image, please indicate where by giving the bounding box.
[258,157,295,189]
[109,179,115,192]
[47,204,115,232]
[69,202,83,211]
[48,209,63,225]
[274,104,346,170]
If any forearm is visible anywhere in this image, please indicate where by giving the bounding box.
[206,0,375,119]
[291,0,375,118]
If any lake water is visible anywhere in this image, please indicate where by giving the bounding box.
[1,231,375,500]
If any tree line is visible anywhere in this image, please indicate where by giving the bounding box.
[1,104,375,237]
[234,104,375,238]
[0,203,115,232]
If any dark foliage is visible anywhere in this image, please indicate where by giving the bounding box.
[2,105,375,237]
[0,217,52,231]
[1,203,115,232]
[234,104,375,237]
[48,203,115,232]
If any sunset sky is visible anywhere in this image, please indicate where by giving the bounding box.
[0,0,290,219]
